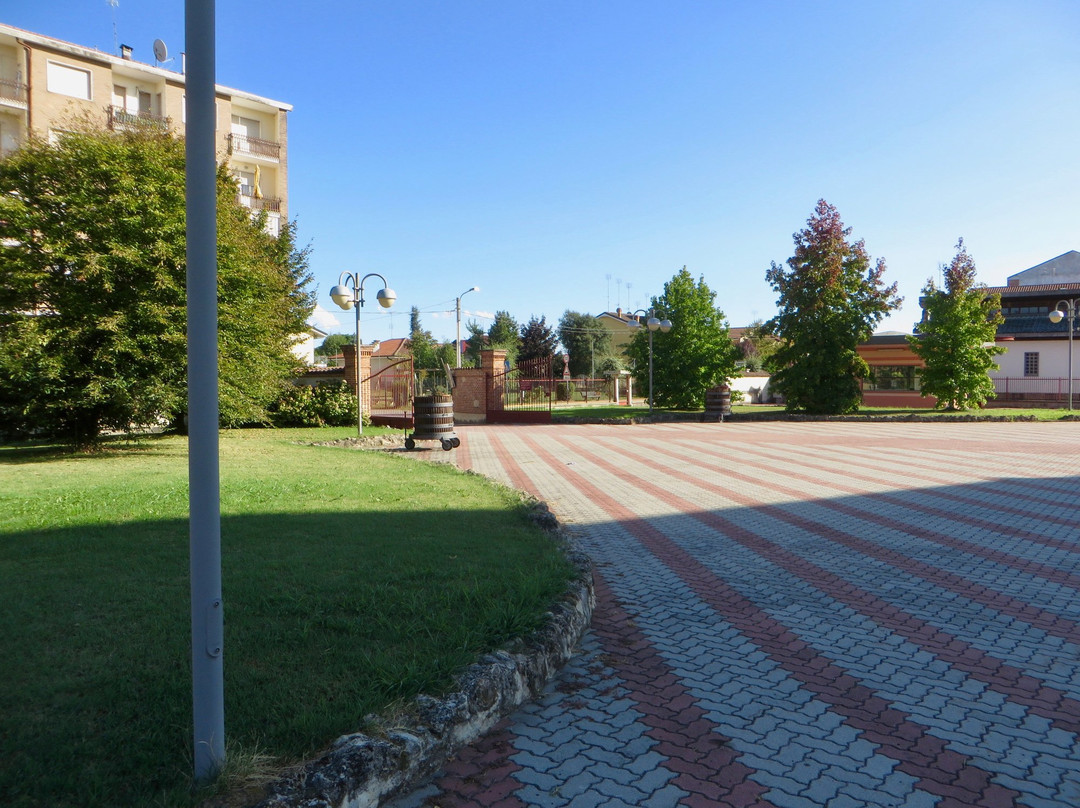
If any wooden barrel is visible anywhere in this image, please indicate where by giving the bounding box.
[704,384,731,419]
[412,394,455,438]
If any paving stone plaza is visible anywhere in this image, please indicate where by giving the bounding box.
[390,421,1080,808]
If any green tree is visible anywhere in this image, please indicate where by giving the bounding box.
[462,319,487,366]
[739,319,781,372]
[625,267,741,409]
[408,306,439,369]
[315,333,354,359]
[557,311,611,377]
[519,316,558,365]
[765,200,900,414]
[488,310,520,346]
[487,310,520,364]
[907,239,1004,410]
[0,126,313,447]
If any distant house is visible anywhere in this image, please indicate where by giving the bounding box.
[595,309,642,357]
[985,251,1080,405]
[857,250,1080,408]
[857,332,934,408]
[371,338,412,375]
[0,22,292,236]
[291,325,328,366]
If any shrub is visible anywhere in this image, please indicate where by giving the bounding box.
[271,382,357,427]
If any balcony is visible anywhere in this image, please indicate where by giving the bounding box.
[238,190,282,213]
[0,77,27,105]
[107,106,169,132]
[227,133,281,160]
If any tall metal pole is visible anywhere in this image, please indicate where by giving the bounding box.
[185,0,225,783]
[331,273,395,435]
[1052,299,1077,411]
[1068,303,1075,412]
[455,296,463,369]
[648,328,654,415]
[455,287,478,368]
[354,299,363,436]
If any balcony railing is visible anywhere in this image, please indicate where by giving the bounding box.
[993,376,1077,402]
[238,191,282,213]
[0,78,27,104]
[227,133,281,160]
[107,106,169,132]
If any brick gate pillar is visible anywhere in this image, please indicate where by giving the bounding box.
[481,349,507,416]
[341,343,373,416]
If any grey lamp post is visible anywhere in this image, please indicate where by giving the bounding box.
[1049,298,1078,410]
[628,308,673,414]
[330,272,396,435]
[456,286,479,368]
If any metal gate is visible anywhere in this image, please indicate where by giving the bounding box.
[366,357,414,428]
[487,356,553,424]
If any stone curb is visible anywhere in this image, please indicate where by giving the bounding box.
[237,507,594,808]
[556,411,1074,425]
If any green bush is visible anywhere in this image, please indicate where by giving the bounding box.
[271,382,358,427]
[556,381,576,401]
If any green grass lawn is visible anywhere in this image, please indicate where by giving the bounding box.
[0,428,576,808]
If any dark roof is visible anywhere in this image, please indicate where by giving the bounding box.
[863,333,912,345]
[999,314,1073,337]
[986,281,1080,297]
[302,366,345,377]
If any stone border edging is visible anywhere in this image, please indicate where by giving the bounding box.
[555,411,1078,425]
[243,509,594,808]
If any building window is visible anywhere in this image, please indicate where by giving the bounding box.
[234,169,256,198]
[46,61,92,100]
[865,365,921,392]
[231,114,261,139]
[1024,352,1039,377]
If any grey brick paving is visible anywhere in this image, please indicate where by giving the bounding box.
[389,421,1080,808]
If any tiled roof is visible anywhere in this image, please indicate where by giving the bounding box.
[302,366,346,376]
[986,282,1080,295]
[998,314,1073,336]
[372,338,410,357]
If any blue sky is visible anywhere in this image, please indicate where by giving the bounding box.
[7,1,1080,344]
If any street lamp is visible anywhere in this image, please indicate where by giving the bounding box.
[329,272,396,435]
[1049,298,1078,410]
[628,308,673,414]
[456,286,479,368]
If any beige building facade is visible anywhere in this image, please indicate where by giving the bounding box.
[0,22,291,234]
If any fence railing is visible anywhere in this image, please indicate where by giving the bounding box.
[107,106,169,131]
[993,377,1077,400]
[227,133,281,159]
[365,359,414,416]
[237,191,282,213]
[0,77,27,103]
[552,377,615,403]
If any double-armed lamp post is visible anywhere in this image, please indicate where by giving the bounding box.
[456,286,479,368]
[628,308,673,414]
[1049,298,1078,411]
[330,272,396,435]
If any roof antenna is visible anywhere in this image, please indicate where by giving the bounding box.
[107,0,119,55]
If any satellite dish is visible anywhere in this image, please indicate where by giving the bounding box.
[153,39,168,62]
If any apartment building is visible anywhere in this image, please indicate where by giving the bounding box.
[0,22,291,235]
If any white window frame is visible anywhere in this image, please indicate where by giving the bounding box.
[46,60,92,100]
[230,114,261,139]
